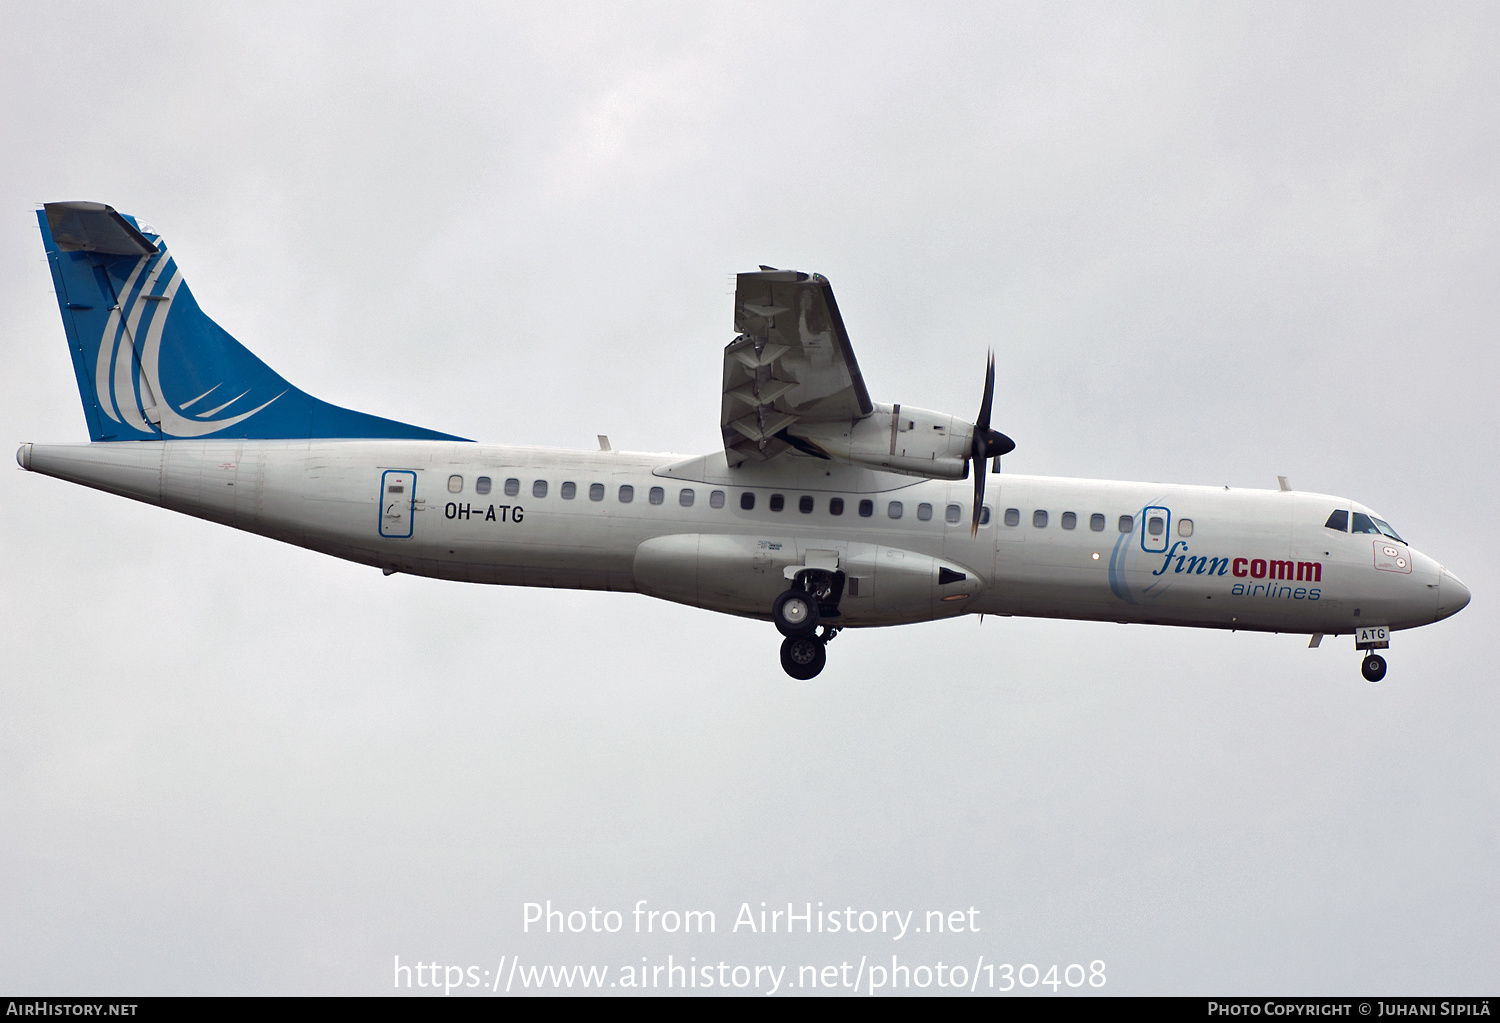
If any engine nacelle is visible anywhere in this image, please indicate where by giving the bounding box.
[788,402,973,480]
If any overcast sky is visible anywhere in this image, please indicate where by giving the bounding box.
[2,0,1496,996]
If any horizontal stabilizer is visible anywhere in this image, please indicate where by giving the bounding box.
[45,201,158,256]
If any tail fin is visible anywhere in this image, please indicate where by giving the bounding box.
[38,202,466,442]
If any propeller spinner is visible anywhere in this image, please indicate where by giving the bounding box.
[971,351,1016,534]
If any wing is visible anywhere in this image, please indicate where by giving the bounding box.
[720,269,874,465]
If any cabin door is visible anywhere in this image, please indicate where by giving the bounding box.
[379,470,417,538]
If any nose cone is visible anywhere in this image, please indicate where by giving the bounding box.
[1437,568,1472,621]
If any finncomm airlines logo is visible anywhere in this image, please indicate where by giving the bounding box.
[1151,541,1323,599]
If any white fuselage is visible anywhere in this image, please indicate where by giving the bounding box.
[19,440,1467,636]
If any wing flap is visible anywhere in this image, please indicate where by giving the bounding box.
[727,409,798,444]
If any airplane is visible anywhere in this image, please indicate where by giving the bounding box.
[18,201,1471,681]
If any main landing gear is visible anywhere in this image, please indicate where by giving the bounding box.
[773,570,844,680]
[780,629,840,680]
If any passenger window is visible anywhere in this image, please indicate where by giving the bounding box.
[447,474,463,493]
[1004,508,1020,527]
[1324,509,1348,532]
[1061,511,1076,530]
[945,504,961,524]
[649,487,664,505]
[1119,515,1134,533]
[888,501,903,519]
[917,503,933,521]
[561,482,576,499]
[858,499,874,518]
[1147,515,1164,536]
[799,496,814,514]
[533,480,548,499]
[475,476,492,495]
[679,489,695,507]
[1351,512,1382,535]
[710,490,726,509]
[589,483,605,501]
[619,485,634,503]
[1090,513,1105,532]
[504,478,520,497]
[1178,518,1193,537]
[741,492,755,510]
[830,498,845,516]
[980,506,991,525]
[1033,510,1048,528]
[769,494,785,512]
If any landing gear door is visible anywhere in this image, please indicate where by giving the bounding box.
[1141,505,1171,554]
[379,470,417,538]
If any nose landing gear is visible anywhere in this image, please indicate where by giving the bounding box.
[1355,626,1390,683]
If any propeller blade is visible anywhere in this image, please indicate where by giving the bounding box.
[971,461,987,535]
[969,351,1014,534]
[975,351,995,434]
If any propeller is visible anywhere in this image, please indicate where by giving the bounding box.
[970,351,1016,534]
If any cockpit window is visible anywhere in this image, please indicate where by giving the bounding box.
[1350,512,1382,535]
[1371,516,1406,544]
[1324,509,1348,532]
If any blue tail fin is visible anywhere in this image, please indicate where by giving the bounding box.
[38,202,466,442]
